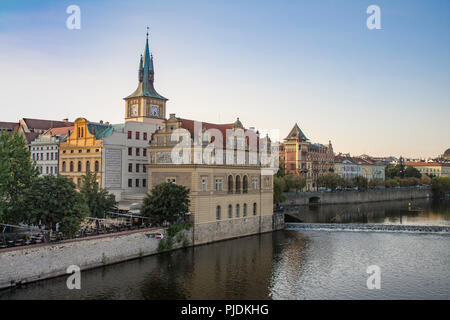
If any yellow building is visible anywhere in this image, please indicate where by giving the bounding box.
[59,118,104,188]
[148,114,276,245]
[406,161,450,177]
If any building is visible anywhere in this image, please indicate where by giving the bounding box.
[147,113,275,245]
[30,126,73,175]
[405,161,450,178]
[0,122,19,133]
[58,33,165,202]
[355,156,386,181]
[18,118,73,134]
[280,123,334,190]
[334,154,362,180]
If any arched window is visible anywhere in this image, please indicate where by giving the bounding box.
[228,204,232,218]
[216,206,221,220]
[253,203,257,216]
[235,175,241,194]
[62,161,66,172]
[77,178,81,188]
[70,161,74,172]
[243,203,247,217]
[86,161,90,172]
[77,161,82,172]
[236,204,240,217]
[228,175,233,194]
[95,161,99,172]
[243,175,248,193]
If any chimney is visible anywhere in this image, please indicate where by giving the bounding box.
[62,118,69,122]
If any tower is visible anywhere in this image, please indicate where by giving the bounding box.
[124,30,168,124]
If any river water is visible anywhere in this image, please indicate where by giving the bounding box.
[1,199,449,300]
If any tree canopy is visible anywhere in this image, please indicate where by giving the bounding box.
[79,171,117,219]
[141,182,190,226]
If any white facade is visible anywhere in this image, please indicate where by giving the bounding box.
[30,135,61,175]
[101,121,160,201]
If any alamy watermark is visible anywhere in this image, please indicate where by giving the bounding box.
[366,265,381,289]
[66,265,81,289]
[66,5,81,30]
[366,5,381,30]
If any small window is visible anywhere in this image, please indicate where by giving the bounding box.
[128,147,132,156]
[95,161,99,172]
[136,163,140,173]
[128,163,132,172]
[216,206,221,220]
[143,165,147,173]
[136,131,140,140]
[128,179,132,187]
[243,203,247,217]
[136,179,139,187]
[228,204,232,218]
[167,178,176,183]
[128,131,132,139]
[215,179,223,191]
[143,148,147,157]
[86,161,90,172]
[70,161,74,172]
[201,178,207,191]
[253,203,257,216]
[236,204,240,217]
[136,148,140,156]
[143,179,147,187]
[143,132,147,140]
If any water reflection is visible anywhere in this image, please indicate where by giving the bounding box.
[287,199,450,226]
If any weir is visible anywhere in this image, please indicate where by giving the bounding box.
[285,223,450,234]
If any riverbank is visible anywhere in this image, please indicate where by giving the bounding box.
[283,186,432,206]
[0,214,284,290]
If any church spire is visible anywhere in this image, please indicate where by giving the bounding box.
[125,29,167,100]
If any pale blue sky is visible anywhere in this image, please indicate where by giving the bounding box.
[0,0,449,158]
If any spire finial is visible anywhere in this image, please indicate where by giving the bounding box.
[146,26,149,39]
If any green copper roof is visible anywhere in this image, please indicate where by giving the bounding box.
[87,122,115,139]
[125,35,168,100]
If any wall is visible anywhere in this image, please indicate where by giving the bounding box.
[0,227,189,290]
[283,186,432,206]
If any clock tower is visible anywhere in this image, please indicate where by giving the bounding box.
[124,32,168,124]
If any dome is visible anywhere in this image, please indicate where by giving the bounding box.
[445,148,450,156]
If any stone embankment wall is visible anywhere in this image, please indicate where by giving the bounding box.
[0,214,284,289]
[284,186,432,206]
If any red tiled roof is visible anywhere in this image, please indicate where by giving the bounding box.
[23,118,73,130]
[24,132,40,144]
[406,161,446,167]
[0,121,19,130]
[46,126,74,136]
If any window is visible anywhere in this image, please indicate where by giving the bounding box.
[50,167,53,175]
[236,204,240,217]
[216,206,221,220]
[136,131,140,140]
[77,178,81,188]
[243,203,247,217]
[32,153,35,161]
[143,132,147,140]
[87,149,90,153]
[167,178,176,183]
[253,203,257,216]
[235,175,241,193]
[143,179,146,187]
[201,178,207,191]
[78,161,82,172]
[86,161,90,172]
[215,179,223,191]
[62,161,66,172]
[143,165,147,173]
[50,153,53,160]
[252,179,258,190]
[127,131,132,139]
[128,179,132,187]
[228,205,232,218]
[70,161,74,172]
[143,148,147,157]
[46,167,49,174]
[228,175,233,194]
[95,161,99,172]
[128,163,132,172]
[136,163,140,173]
[136,179,139,187]
[243,176,248,193]
[136,148,140,156]
[128,147,132,156]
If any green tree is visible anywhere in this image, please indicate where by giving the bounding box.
[317,173,341,190]
[20,175,87,240]
[141,182,190,226]
[369,178,384,188]
[273,176,287,204]
[0,131,38,224]
[276,160,286,177]
[283,174,295,192]
[431,176,450,197]
[79,171,117,220]
[352,176,368,190]
[292,175,306,193]
[405,166,421,178]
[385,178,400,188]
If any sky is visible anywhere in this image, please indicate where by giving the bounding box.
[0,0,449,158]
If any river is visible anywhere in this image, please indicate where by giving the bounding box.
[1,199,449,300]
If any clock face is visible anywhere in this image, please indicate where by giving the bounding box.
[150,106,159,117]
[131,105,138,117]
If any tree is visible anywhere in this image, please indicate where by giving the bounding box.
[369,178,384,188]
[273,176,287,205]
[283,174,295,192]
[419,175,431,185]
[292,175,306,193]
[405,166,421,178]
[20,175,87,240]
[385,166,399,179]
[316,173,341,190]
[79,171,117,221]
[141,182,190,226]
[385,178,399,188]
[352,176,368,190]
[276,160,286,177]
[0,131,38,224]
[398,156,406,178]
[431,176,450,197]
